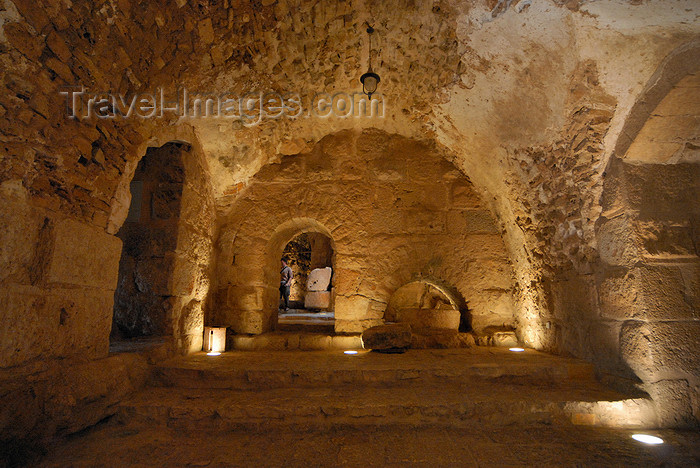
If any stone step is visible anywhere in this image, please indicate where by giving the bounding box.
[275,322,336,333]
[151,348,597,390]
[118,382,655,431]
[229,332,362,351]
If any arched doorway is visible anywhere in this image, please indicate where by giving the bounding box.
[111,143,186,341]
[109,140,214,354]
[277,231,335,330]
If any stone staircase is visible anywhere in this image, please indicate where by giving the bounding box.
[230,310,361,351]
[117,348,658,432]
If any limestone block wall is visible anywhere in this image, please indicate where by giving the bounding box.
[162,144,216,354]
[546,158,700,426]
[0,181,122,368]
[0,179,147,442]
[213,130,516,335]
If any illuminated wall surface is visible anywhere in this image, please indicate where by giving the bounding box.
[0,0,698,448]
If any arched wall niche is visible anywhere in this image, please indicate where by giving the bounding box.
[107,125,213,235]
[211,128,517,336]
[384,279,471,332]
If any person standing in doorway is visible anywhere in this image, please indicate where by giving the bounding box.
[279,257,293,312]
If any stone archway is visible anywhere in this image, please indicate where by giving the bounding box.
[265,218,338,331]
[279,231,335,311]
[112,142,186,340]
[109,139,216,354]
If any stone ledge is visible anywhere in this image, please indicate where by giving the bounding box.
[0,353,150,443]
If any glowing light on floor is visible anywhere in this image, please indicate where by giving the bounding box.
[509,347,525,352]
[632,434,664,445]
[206,352,221,356]
[344,350,359,355]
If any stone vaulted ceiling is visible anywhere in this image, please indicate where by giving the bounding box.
[0,0,698,316]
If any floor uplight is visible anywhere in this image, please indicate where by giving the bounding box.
[509,347,525,352]
[632,434,664,445]
[206,351,221,356]
[344,350,359,355]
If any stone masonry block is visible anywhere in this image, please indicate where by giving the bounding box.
[600,265,696,321]
[620,321,700,382]
[463,260,514,291]
[48,287,113,361]
[307,267,332,291]
[335,295,386,321]
[597,215,639,267]
[47,218,122,290]
[227,285,263,311]
[401,210,445,234]
[304,291,331,309]
[0,182,42,283]
[460,234,509,260]
[0,286,57,367]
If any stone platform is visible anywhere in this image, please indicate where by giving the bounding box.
[130,348,655,430]
[32,348,700,467]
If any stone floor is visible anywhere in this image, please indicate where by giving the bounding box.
[35,422,700,467]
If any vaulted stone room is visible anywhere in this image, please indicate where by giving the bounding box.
[0,0,699,466]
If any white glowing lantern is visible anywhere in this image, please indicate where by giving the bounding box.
[203,327,226,355]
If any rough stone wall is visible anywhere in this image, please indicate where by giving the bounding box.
[494,60,617,349]
[166,143,216,354]
[601,159,698,426]
[0,136,214,443]
[213,129,516,334]
[281,233,311,304]
[533,46,700,426]
[0,0,697,434]
[543,158,700,427]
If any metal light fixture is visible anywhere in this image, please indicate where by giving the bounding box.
[360,26,380,99]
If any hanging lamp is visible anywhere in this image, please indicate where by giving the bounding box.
[360,26,380,99]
